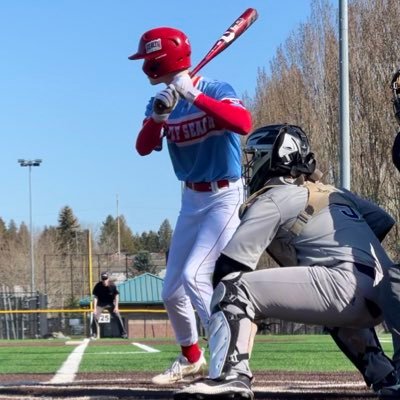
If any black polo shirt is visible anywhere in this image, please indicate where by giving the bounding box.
[93,282,119,307]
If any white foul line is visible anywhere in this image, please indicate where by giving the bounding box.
[131,342,160,353]
[48,338,90,384]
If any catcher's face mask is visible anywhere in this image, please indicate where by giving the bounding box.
[243,126,279,195]
[243,124,316,195]
[391,69,400,126]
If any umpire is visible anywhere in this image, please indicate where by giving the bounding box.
[91,272,127,339]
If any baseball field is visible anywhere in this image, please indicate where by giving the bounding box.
[0,334,392,399]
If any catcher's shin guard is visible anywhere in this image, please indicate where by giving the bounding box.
[328,327,395,387]
[208,272,256,380]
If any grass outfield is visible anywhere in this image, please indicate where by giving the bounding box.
[0,334,394,374]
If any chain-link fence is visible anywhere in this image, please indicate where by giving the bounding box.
[41,253,135,309]
[0,252,166,339]
[0,290,48,339]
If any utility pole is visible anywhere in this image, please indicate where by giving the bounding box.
[116,194,121,258]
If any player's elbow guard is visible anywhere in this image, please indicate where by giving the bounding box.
[212,254,253,288]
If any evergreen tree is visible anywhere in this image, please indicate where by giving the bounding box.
[140,230,160,252]
[119,215,137,254]
[99,215,117,253]
[38,226,59,253]
[98,214,137,254]
[7,220,18,241]
[158,219,173,252]
[4,220,18,259]
[131,233,142,253]
[0,218,7,253]
[57,206,80,254]
[0,218,7,237]
[17,222,30,249]
[133,250,156,274]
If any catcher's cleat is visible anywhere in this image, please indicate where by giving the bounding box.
[377,384,400,399]
[152,351,207,385]
[373,370,400,399]
[173,374,254,400]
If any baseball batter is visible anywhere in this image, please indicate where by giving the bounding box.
[175,125,400,399]
[129,27,252,384]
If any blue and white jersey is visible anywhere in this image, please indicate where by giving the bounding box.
[145,77,245,182]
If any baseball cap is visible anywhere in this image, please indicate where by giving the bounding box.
[101,272,109,280]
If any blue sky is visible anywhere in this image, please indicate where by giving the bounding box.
[0,0,315,236]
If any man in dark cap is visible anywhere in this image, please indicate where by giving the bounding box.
[91,272,127,339]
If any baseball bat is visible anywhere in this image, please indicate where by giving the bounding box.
[190,7,258,77]
[154,8,258,113]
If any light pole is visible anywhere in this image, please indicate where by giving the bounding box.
[339,0,350,189]
[18,159,42,294]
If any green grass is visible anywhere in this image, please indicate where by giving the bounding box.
[0,341,75,373]
[251,335,394,372]
[80,343,181,372]
[0,334,394,374]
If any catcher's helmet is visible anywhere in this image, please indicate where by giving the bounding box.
[243,124,316,194]
[129,27,191,79]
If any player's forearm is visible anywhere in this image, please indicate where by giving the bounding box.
[194,93,252,135]
[136,118,164,155]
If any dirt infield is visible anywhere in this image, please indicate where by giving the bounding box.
[0,371,378,400]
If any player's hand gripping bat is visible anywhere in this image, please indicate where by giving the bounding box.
[154,8,258,114]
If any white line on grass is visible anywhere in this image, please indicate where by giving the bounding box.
[48,338,90,384]
[131,342,160,353]
[85,351,156,355]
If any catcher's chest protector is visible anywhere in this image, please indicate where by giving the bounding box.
[240,179,355,233]
[289,181,356,236]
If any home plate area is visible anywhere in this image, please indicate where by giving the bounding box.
[0,371,379,399]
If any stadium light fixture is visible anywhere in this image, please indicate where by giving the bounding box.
[17,159,42,294]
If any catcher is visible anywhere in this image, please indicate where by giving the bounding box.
[174,124,400,399]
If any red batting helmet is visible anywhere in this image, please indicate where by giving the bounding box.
[129,27,191,79]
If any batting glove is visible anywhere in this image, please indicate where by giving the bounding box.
[151,85,178,123]
[171,73,201,103]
